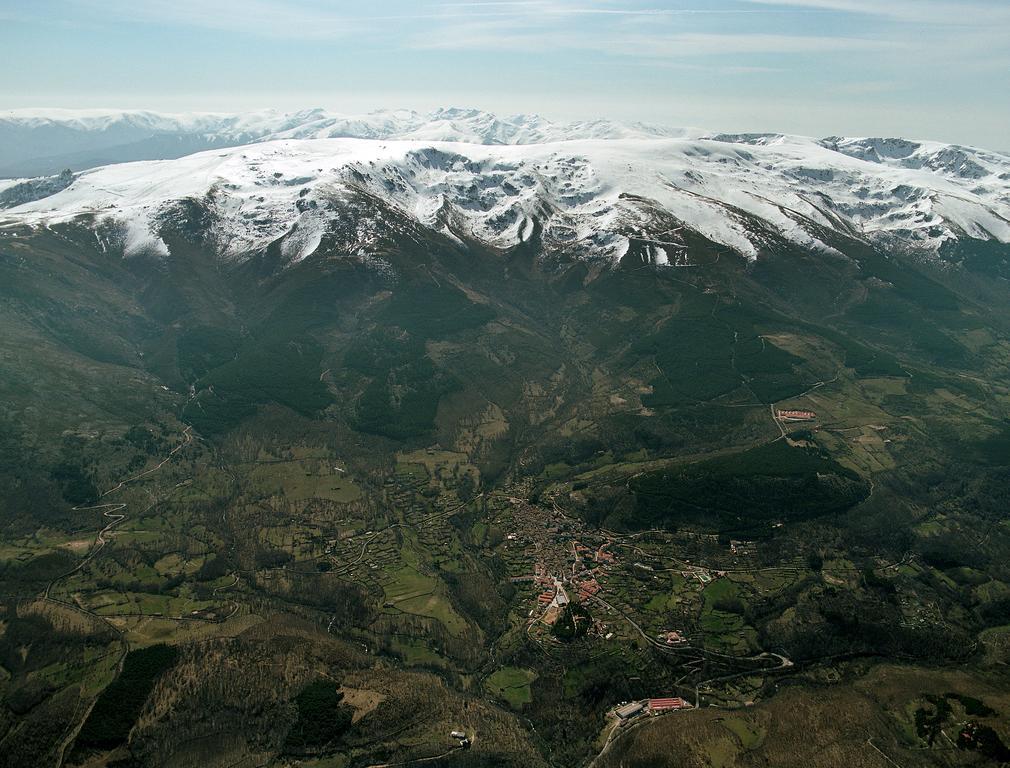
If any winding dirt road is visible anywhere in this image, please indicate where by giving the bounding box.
[45,426,194,600]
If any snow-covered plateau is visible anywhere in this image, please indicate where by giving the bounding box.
[1,108,1008,266]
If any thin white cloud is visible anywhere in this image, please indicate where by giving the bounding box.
[75,0,837,41]
[439,1,828,15]
[742,0,1010,26]
[70,0,548,38]
[616,32,894,57]
[73,0,358,39]
[62,0,1010,69]
[414,21,893,57]
[391,0,893,57]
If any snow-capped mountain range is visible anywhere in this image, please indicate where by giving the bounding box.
[0,107,682,178]
[1,107,1008,266]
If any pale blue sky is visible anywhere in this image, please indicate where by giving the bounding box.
[1,0,1007,148]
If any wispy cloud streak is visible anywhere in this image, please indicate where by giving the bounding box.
[742,0,1010,26]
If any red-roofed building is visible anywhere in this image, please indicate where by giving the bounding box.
[648,697,690,711]
[577,579,601,600]
[776,409,816,422]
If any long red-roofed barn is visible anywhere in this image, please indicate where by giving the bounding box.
[776,409,817,422]
[648,697,691,712]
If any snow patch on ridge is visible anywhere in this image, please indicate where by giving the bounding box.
[280,212,326,264]
[118,211,169,258]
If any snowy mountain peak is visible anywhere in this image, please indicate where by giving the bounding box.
[817,136,1008,182]
[0,106,688,178]
[1,110,1008,269]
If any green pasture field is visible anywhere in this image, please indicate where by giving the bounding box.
[486,666,537,708]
